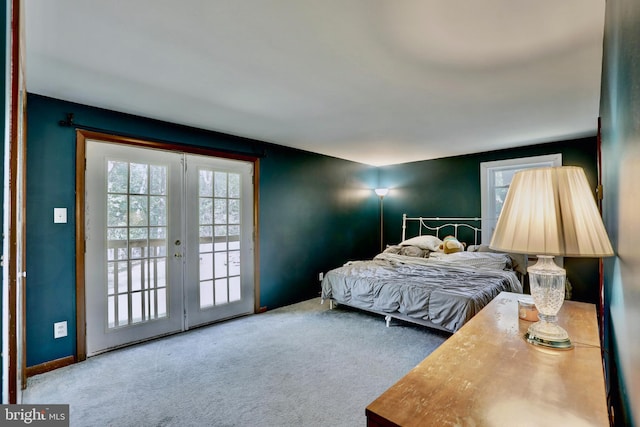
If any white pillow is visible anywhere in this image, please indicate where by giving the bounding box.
[400,235,442,252]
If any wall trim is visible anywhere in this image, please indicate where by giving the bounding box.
[25,356,76,378]
[75,130,87,361]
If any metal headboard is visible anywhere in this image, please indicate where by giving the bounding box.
[401,214,483,246]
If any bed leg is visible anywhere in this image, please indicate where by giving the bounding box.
[385,315,391,327]
[330,300,334,310]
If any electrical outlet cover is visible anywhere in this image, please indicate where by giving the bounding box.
[53,208,67,224]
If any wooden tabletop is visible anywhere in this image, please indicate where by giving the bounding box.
[366,292,609,427]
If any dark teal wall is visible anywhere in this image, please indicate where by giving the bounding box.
[26,94,378,367]
[258,147,379,308]
[27,97,78,366]
[600,0,640,424]
[378,137,601,304]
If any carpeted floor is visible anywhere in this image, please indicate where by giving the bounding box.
[24,298,448,426]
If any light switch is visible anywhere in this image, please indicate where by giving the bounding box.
[53,208,67,224]
[54,321,67,339]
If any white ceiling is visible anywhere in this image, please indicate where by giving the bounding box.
[25,0,605,166]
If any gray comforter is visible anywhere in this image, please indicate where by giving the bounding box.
[321,252,522,332]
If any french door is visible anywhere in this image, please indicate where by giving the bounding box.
[85,140,254,356]
[183,156,254,327]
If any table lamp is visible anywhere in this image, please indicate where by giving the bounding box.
[490,166,613,349]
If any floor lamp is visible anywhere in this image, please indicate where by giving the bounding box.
[375,188,389,252]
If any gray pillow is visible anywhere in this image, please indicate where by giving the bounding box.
[383,244,430,258]
[468,244,527,276]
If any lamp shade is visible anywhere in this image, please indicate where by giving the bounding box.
[489,166,613,257]
[375,188,389,197]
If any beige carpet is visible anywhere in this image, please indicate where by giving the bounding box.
[24,298,448,427]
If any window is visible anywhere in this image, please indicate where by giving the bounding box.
[480,154,562,244]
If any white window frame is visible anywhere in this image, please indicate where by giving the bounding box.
[480,154,562,245]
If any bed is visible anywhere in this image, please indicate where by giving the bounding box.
[320,215,524,333]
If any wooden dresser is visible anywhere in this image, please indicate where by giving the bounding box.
[366,292,609,427]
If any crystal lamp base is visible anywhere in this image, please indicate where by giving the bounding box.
[525,321,573,349]
[525,255,573,350]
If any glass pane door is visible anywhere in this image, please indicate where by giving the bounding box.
[106,161,169,328]
[184,155,254,328]
[85,142,255,354]
[85,141,184,356]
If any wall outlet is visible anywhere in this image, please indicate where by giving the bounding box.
[53,208,67,224]
[318,272,324,281]
[54,321,67,339]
